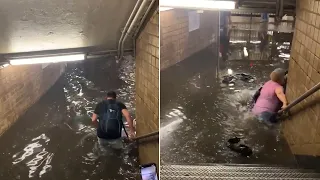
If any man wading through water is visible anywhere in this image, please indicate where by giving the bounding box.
[91,91,135,153]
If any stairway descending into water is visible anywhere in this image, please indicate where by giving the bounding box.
[161,164,320,179]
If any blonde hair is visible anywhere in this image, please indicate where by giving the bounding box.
[270,68,285,84]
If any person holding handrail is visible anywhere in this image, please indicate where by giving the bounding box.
[91,91,135,153]
[252,68,288,123]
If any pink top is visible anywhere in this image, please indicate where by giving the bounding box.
[252,80,282,115]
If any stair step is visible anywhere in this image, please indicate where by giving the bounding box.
[161,165,314,172]
[160,176,320,180]
[160,171,320,178]
[161,165,320,179]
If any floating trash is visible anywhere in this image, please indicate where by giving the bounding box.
[222,73,256,85]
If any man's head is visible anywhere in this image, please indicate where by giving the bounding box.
[106,91,117,99]
[270,68,286,85]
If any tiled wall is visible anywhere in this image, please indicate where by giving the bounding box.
[135,9,159,165]
[0,63,65,136]
[160,9,219,70]
[283,0,320,156]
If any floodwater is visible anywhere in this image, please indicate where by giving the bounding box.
[0,56,139,180]
[160,22,297,166]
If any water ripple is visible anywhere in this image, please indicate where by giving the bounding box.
[12,134,53,178]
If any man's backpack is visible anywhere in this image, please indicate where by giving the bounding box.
[99,101,123,139]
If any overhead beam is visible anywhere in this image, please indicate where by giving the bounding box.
[231,7,295,14]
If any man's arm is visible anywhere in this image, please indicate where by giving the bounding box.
[92,103,100,127]
[275,86,288,109]
[122,109,135,136]
[91,113,98,126]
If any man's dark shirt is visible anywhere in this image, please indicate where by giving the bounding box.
[94,99,127,139]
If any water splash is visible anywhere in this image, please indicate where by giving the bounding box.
[160,108,186,140]
[117,55,136,113]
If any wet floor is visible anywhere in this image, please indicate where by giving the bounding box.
[160,22,297,166]
[0,56,139,180]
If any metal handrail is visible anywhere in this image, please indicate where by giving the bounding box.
[133,131,159,141]
[278,82,320,115]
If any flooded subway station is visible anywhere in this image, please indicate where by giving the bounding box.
[0,0,159,179]
[160,10,296,165]
[0,56,139,180]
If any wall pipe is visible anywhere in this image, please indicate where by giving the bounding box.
[133,0,156,58]
[278,82,320,114]
[133,0,156,39]
[119,0,150,59]
[117,0,143,58]
[133,37,136,58]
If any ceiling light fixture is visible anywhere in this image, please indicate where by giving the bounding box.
[159,7,174,11]
[160,0,236,10]
[9,54,85,65]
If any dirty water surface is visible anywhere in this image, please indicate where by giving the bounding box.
[160,25,296,166]
[0,56,139,180]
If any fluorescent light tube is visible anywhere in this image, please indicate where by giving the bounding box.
[230,40,247,44]
[10,54,85,65]
[250,40,261,44]
[0,63,9,69]
[159,7,174,11]
[160,0,236,10]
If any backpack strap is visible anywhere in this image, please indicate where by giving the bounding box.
[120,118,129,138]
[116,103,129,138]
[115,101,129,138]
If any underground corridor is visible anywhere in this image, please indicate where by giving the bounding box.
[0,56,139,179]
[160,8,293,165]
[160,0,320,179]
[0,0,159,179]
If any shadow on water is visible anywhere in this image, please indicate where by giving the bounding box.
[160,23,297,166]
[0,56,139,180]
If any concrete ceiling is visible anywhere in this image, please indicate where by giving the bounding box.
[0,0,137,54]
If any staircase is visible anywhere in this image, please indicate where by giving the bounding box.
[161,164,320,179]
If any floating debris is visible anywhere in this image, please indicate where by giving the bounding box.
[222,73,256,85]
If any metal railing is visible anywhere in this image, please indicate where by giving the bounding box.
[278,82,320,115]
[133,131,159,141]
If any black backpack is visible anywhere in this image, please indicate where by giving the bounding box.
[248,86,263,110]
[99,101,123,139]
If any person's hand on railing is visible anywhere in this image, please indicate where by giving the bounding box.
[128,131,136,141]
[281,102,288,110]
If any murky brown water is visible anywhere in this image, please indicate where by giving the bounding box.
[0,56,139,180]
[160,22,297,166]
